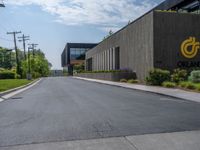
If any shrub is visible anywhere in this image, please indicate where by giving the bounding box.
[162,81,176,88]
[74,64,85,73]
[0,70,16,79]
[145,68,170,85]
[188,70,200,83]
[127,79,139,84]
[15,74,21,79]
[32,72,41,79]
[185,82,196,90]
[171,69,188,83]
[120,79,127,83]
[179,82,188,88]
[79,69,133,74]
[197,86,200,92]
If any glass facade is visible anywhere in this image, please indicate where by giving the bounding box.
[70,48,88,60]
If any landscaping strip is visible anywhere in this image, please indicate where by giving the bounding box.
[0,79,41,97]
[0,79,33,92]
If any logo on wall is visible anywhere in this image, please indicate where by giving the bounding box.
[181,37,200,59]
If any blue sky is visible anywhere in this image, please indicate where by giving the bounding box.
[0,0,163,69]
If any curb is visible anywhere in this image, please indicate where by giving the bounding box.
[73,77,200,103]
[0,78,42,102]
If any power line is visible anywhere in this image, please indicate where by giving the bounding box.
[0,9,17,31]
[27,46,32,79]
[18,34,30,60]
[0,23,9,33]
[28,43,38,57]
[0,37,13,42]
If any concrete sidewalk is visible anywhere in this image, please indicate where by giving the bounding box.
[74,77,200,103]
[1,130,200,150]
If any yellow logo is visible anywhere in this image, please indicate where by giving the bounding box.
[181,37,200,59]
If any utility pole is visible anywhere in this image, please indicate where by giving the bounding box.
[18,34,30,60]
[7,31,22,76]
[27,46,32,80]
[27,44,38,80]
[28,43,38,57]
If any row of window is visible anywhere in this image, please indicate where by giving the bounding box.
[70,48,89,60]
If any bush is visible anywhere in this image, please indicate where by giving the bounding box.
[127,79,139,84]
[120,79,127,83]
[15,74,21,79]
[145,68,170,85]
[79,69,132,74]
[0,70,16,79]
[185,82,196,90]
[188,70,200,83]
[179,82,188,88]
[32,72,41,79]
[74,64,85,73]
[171,69,188,83]
[162,81,176,88]
[197,86,200,92]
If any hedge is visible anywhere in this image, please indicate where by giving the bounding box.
[0,70,16,79]
[145,69,170,86]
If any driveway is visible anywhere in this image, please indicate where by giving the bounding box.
[0,77,200,147]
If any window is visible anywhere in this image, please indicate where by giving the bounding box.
[115,47,120,70]
[70,48,87,60]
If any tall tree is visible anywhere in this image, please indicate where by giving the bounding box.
[0,47,15,69]
[21,49,50,78]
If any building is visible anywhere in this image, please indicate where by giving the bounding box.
[61,43,97,75]
[85,0,200,81]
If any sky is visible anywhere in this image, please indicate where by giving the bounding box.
[0,0,163,69]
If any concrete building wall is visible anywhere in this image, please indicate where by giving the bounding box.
[86,11,200,81]
[153,11,200,70]
[86,12,154,81]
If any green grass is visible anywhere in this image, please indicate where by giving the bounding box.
[0,79,33,92]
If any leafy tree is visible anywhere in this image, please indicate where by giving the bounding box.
[0,47,16,69]
[74,63,85,73]
[103,30,114,41]
[21,49,50,78]
[0,46,50,79]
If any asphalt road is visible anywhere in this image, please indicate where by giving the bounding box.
[0,77,200,147]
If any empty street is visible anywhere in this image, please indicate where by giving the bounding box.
[0,77,200,148]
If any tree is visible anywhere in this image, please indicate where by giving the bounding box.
[21,49,50,78]
[103,30,114,41]
[0,47,15,69]
[74,63,85,73]
[109,30,113,36]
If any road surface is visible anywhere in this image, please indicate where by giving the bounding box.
[0,77,200,147]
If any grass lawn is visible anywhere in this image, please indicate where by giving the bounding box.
[0,79,33,92]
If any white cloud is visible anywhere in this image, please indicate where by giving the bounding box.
[7,0,157,32]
